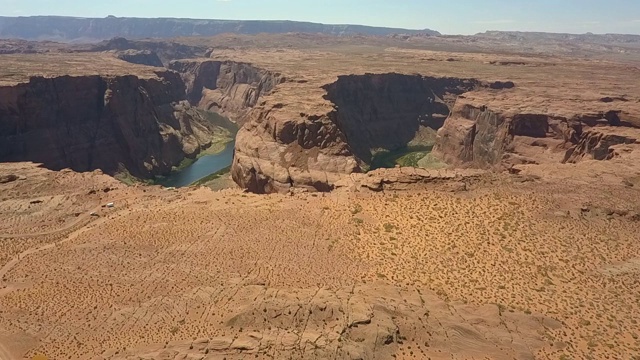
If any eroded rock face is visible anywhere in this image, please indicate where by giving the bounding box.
[232,73,478,193]
[0,71,217,178]
[91,37,208,66]
[434,103,513,167]
[115,49,164,67]
[169,59,282,125]
[232,106,358,194]
[334,167,486,192]
[323,74,476,163]
[563,128,638,163]
[433,100,639,168]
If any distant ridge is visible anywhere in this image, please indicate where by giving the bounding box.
[475,30,640,43]
[0,16,440,42]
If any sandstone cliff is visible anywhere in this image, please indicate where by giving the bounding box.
[232,73,478,193]
[169,59,282,125]
[0,70,218,178]
[91,37,208,67]
[232,104,358,193]
[231,67,640,194]
[433,100,639,168]
[114,49,164,68]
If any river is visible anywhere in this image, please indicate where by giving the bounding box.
[158,141,235,188]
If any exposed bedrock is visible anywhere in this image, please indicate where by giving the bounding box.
[232,104,357,194]
[169,59,282,125]
[563,128,638,163]
[323,74,477,163]
[91,37,208,66]
[115,49,164,67]
[0,71,218,178]
[433,101,639,168]
[232,73,479,193]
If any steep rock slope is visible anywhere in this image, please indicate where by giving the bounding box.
[433,100,640,168]
[323,74,476,162]
[232,73,478,193]
[0,71,217,178]
[91,37,208,66]
[0,16,439,42]
[169,59,282,125]
[114,50,164,68]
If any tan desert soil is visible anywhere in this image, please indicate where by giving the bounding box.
[0,160,639,359]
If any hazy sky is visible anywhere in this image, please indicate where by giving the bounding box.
[1,0,640,35]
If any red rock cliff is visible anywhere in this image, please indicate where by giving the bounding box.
[232,73,478,193]
[0,70,218,178]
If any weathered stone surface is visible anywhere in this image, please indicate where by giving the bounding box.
[563,128,639,163]
[115,49,164,67]
[169,59,282,124]
[0,174,18,184]
[232,73,478,193]
[433,100,640,169]
[231,105,358,194]
[0,70,218,178]
[334,167,485,192]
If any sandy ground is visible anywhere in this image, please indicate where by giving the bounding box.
[0,161,639,359]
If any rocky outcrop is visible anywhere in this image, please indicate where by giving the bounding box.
[434,101,639,168]
[232,109,359,193]
[0,16,439,42]
[334,167,486,192]
[563,128,639,163]
[91,37,208,66]
[115,50,164,67]
[433,103,517,167]
[0,71,218,178]
[169,60,282,124]
[323,74,476,163]
[232,73,478,193]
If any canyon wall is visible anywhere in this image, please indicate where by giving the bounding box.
[232,104,359,193]
[0,71,218,178]
[433,101,638,168]
[323,74,476,162]
[169,60,282,125]
[232,69,638,193]
[232,73,478,193]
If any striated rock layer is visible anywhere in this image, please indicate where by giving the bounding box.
[232,73,480,193]
[433,100,640,169]
[0,70,218,178]
[169,59,282,124]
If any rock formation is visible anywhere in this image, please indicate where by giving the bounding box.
[0,70,218,178]
[115,49,164,68]
[434,100,640,168]
[563,127,639,163]
[232,73,478,193]
[91,37,208,66]
[231,65,640,194]
[169,59,282,124]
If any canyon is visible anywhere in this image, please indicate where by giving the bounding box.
[2,34,640,190]
[1,31,640,360]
